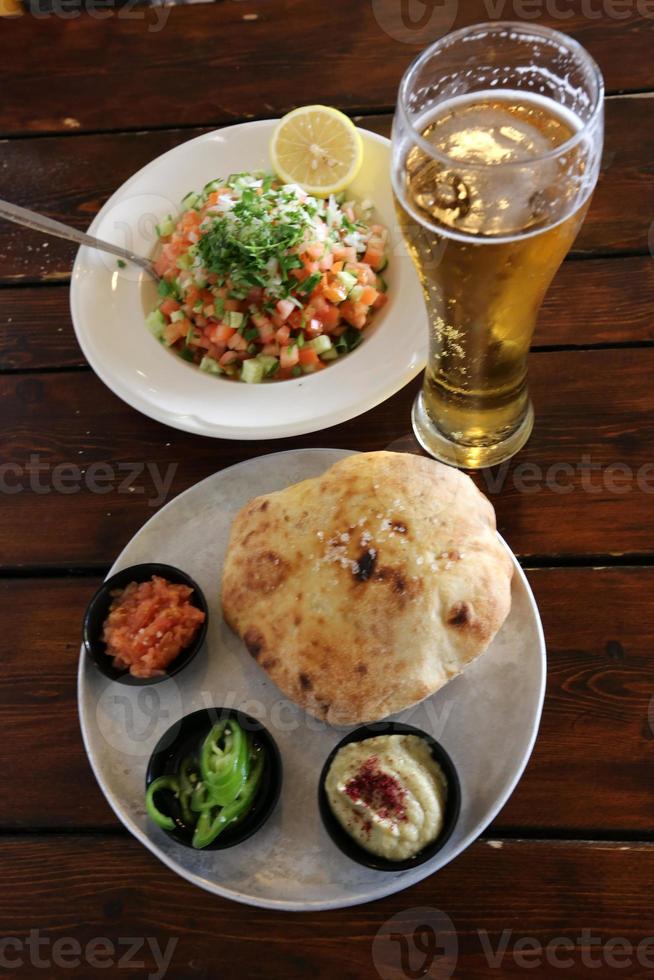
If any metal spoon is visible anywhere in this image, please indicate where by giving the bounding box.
[0,198,158,280]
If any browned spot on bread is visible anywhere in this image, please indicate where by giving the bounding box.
[355,548,377,581]
[373,565,421,598]
[355,662,368,675]
[244,627,265,659]
[260,657,278,670]
[392,520,408,534]
[448,601,471,627]
[293,613,302,627]
[246,550,288,594]
[299,672,312,690]
[259,500,269,512]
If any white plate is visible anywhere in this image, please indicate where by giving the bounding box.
[70,121,426,439]
[78,449,546,911]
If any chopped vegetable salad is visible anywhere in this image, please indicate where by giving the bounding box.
[147,173,389,382]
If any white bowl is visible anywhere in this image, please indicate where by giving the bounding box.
[70,120,426,439]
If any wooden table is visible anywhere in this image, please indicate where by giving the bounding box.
[1,2,653,977]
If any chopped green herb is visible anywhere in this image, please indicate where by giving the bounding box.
[297,272,321,295]
[291,365,303,377]
[117,259,126,269]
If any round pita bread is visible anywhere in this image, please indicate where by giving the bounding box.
[221,452,513,724]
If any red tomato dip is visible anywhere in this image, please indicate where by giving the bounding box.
[102,575,205,678]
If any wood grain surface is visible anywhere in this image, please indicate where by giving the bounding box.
[1,835,653,978]
[1,3,653,972]
[2,0,654,136]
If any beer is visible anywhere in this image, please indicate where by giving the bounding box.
[395,91,591,467]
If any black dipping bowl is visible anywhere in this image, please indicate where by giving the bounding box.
[145,708,282,850]
[318,721,461,872]
[83,563,209,685]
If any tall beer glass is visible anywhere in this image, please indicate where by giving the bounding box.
[392,23,604,468]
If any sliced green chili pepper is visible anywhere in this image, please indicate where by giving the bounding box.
[146,720,265,847]
[146,775,180,831]
[178,756,199,826]
[200,720,250,806]
[191,749,264,849]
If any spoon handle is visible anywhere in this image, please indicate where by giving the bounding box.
[0,198,156,278]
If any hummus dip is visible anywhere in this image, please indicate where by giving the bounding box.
[324,734,448,861]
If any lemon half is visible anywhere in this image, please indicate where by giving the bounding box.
[270,105,363,198]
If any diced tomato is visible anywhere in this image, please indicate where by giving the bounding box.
[160,298,181,317]
[301,256,319,274]
[255,319,276,344]
[304,242,324,260]
[210,323,236,345]
[247,286,264,305]
[340,300,368,329]
[276,298,295,322]
[224,298,244,313]
[184,284,200,307]
[299,348,320,367]
[276,324,291,344]
[220,351,239,367]
[318,252,334,271]
[280,345,299,370]
[305,318,323,339]
[227,332,248,351]
[372,292,388,310]
[363,247,385,270]
[323,284,348,305]
[163,319,190,346]
[315,304,341,332]
[180,210,201,233]
[287,309,304,331]
[154,254,171,277]
[261,342,280,357]
[359,286,379,306]
[333,245,356,263]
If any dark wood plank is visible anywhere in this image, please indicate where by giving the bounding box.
[2,254,652,373]
[1,836,653,979]
[0,287,82,370]
[0,97,652,285]
[1,2,653,136]
[0,348,653,567]
[1,568,652,832]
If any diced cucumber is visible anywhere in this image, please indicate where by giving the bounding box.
[257,355,279,377]
[199,355,223,375]
[176,253,193,270]
[241,358,265,384]
[203,179,223,195]
[145,310,166,340]
[155,214,175,238]
[225,311,244,329]
[181,190,201,209]
[376,255,388,272]
[320,347,339,361]
[170,310,185,323]
[349,284,364,302]
[336,270,357,294]
[376,274,388,293]
[306,335,333,355]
